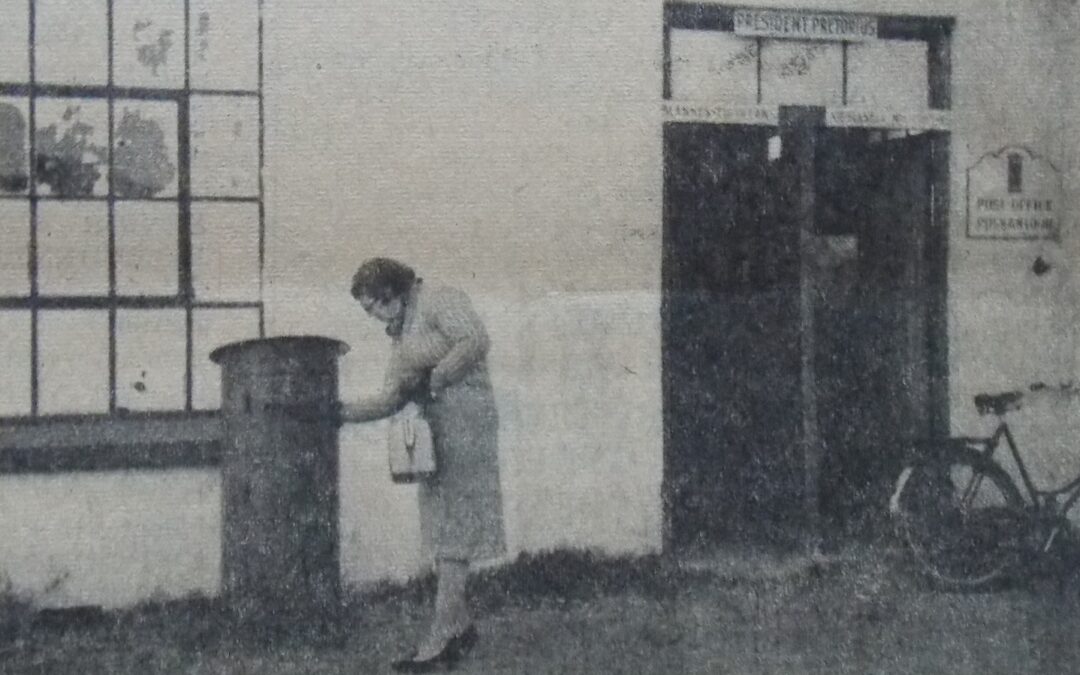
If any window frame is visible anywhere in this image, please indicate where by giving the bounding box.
[0,0,266,424]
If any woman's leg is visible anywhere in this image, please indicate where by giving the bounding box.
[414,557,472,659]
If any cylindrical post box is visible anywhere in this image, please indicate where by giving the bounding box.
[210,336,348,621]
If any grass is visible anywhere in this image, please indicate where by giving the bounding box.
[3,546,1080,673]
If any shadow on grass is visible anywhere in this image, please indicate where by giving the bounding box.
[1,548,719,656]
[357,548,716,614]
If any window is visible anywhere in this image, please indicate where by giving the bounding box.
[0,311,32,416]
[35,0,109,86]
[847,40,928,109]
[759,41,844,107]
[0,201,31,296]
[669,30,758,104]
[663,5,951,111]
[667,32,884,108]
[0,0,264,418]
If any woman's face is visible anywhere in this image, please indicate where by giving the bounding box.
[358,293,403,324]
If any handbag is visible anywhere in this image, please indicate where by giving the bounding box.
[388,402,436,483]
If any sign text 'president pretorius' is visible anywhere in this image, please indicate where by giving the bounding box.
[733,9,877,41]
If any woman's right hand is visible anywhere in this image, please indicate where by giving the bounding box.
[270,401,344,426]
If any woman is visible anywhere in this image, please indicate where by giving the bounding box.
[342,258,505,673]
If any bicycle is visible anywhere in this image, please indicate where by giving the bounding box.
[889,382,1080,590]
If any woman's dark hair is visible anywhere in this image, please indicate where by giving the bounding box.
[350,258,417,302]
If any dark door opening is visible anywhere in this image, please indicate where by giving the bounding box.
[662,120,948,551]
[812,129,948,537]
[662,123,804,549]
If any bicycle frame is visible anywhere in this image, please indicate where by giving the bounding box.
[969,419,1080,549]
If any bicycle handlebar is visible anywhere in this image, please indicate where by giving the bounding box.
[974,391,1023,416]
[974,381,1078,416]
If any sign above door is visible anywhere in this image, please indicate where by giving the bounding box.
[660,102,951,131]
[733,9,877,41]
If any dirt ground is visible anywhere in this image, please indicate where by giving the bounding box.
[3,545,1080,674]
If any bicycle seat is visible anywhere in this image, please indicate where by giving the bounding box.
[974,390,1023,416]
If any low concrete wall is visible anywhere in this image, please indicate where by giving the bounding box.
[0,292,664,608]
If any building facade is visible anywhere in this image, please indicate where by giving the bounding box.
[1,0,1079,607]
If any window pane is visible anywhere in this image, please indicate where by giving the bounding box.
[116,309,186,411]
[191,308,259,410]
[189,0,259,91]
[0,96,31,195]
[192,202,259,301]
[35,0,108,85]
[848,40,929,110]
[113,0,185,89]
[191,95,259,197]
[0,310,32,416]
[0,200,30,296]
[113,99,178,198]
[0,0,29,82]
[38,201,109,296]
[115,201,178,296]
[669,30,758,103]
[38,309,110,414]
[760,40,843,107]
[34,98,109,197]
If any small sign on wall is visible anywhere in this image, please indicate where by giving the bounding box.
[966,146,1063,240]
[661,101,778,126]
[825,107,950,131]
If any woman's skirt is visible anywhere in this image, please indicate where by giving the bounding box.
[419,382,506,562]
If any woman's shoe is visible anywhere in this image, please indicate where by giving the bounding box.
[450,624,479,657]
[390,625,479,673]
[390,654,448,673]
[390,649,452,673]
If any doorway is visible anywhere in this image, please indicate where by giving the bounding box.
[662,117,949,550]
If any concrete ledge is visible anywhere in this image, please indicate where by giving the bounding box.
[0,412,223,473]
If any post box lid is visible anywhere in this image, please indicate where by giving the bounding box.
[209,335,350,364]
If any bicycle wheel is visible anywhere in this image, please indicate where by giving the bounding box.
[891,446,1028,590]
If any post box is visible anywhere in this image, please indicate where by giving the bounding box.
[210,336,348,621]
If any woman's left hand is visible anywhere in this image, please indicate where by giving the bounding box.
[429,371,448,400]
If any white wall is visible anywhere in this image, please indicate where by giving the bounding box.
[944,0,1080,491]
[260,0,665,581]
[0,470,220,607]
